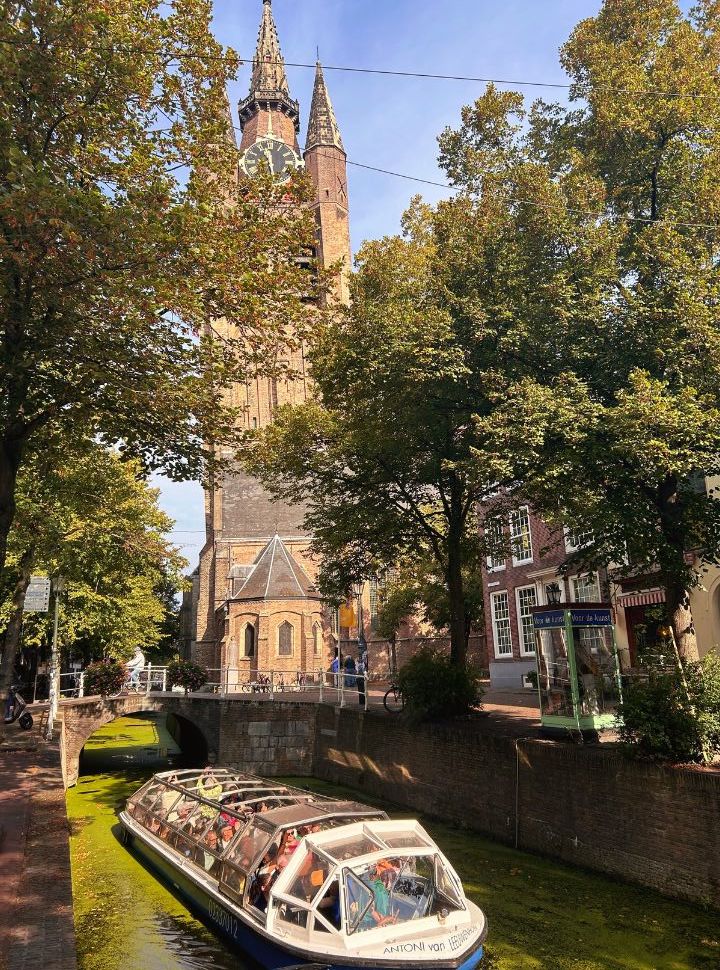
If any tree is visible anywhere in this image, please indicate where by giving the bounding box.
[244,202,562,666]
[0,0,318,575]
[0,439,185,691]
[437,0,720,659]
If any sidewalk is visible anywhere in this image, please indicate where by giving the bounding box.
[0,711,77,970]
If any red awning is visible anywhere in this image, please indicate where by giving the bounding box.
[618,589,666,608]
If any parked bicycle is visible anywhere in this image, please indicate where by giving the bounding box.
[383,681,404,714]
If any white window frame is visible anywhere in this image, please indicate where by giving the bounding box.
[571,572,601,604]
[564,526,594,554]
[510,506,533,566]
[515,585,538,657]
[490,590,513,659]
[485,515,506,572]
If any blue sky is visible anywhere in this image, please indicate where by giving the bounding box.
[155,0,663,568]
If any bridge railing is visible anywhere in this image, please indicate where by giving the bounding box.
[58,665,373,710]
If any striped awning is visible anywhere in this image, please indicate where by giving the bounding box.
[618,589,666,608]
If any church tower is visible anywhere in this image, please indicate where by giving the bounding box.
[191,0,350,678]
[304,63,352,304]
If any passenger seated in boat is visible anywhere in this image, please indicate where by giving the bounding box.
[317,878,341,929]
[250,845,279,912]
[219,823,235,850]
[277,829,299,869]
[198,828,221,876]
[360,861,398,928]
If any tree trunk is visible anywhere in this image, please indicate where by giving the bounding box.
[666,580,699,663]
[446,479,467,667]
[0,546,35,696]
[0,436,22,578]
[656,473,699,663]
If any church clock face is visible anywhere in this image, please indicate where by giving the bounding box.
[241,137,302,182]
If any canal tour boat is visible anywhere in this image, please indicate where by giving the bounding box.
[120,768,487,970]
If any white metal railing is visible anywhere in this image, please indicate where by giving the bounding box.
[57,665,372,710]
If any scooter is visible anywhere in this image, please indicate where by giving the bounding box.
[3,685,33,730]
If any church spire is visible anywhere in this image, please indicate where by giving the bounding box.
[238,0,300,138]
[305,62,345,154]
[250,0,290,99]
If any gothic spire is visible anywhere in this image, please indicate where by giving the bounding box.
[305,62,344,153]
[250,0,290,99]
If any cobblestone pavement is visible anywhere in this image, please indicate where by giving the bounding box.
[0,711,77,970]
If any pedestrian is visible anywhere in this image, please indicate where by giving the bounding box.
[344,655,356,689]
[357,650,367,708]
[330,649,340,689]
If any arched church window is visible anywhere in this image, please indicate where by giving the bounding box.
[313,623,323,658]
[278,621,294,657]
[244,624,256,658]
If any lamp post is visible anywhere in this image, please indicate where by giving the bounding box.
[46,574,66,740]
[353,580,367,659]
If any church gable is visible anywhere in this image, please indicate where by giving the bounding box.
[235,534,320,602]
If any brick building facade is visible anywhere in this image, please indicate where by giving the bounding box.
[480,504,615,689]
[191,0,351,675]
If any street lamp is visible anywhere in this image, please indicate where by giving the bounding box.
[353,579,367,659]
[46,575,66,740]
[546,582,562,606]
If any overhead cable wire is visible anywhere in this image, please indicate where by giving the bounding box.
[0,33,718,100]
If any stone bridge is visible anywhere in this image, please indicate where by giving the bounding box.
[57,693,317,787]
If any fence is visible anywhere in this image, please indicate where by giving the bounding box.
[57,665,373,710]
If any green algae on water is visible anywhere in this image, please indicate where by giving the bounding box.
[67,714,237,970]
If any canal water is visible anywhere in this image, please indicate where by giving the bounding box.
[67,712,239,970]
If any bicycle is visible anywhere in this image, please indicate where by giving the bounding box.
[383,681,404,714]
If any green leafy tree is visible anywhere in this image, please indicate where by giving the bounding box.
[0,439,185,690]
[244,200,556,666]
[436,0,720,659]
[0,0,318,576]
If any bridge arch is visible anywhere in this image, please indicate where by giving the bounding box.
[59,695,219,787]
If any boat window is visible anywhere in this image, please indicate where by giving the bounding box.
[248,843,281,914]
[323,833,384,862]
[193,827,222,878]
[381,830,432,850]
[219,864,247,905]
[345,871,374,934]
[166,795,197,828]
[314,876,341,931]
[434,857,464,910]
[226,818,272,871]
[346,856,441,933]
[275,901,309,930]
[289,852,331,903]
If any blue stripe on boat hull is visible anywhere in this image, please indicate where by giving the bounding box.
[123,828,485,970]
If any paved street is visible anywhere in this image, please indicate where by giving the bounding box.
[0,715,77,970]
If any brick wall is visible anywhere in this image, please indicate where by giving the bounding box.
[314,706,720,908]
[218,701,316,777]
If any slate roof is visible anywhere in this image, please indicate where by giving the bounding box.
[234,534,321,602]
[305,62,345,153]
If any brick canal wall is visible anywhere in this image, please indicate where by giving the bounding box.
[313,706,720,908]
[217,700,316,776]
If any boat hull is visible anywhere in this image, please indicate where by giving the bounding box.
[120,816,485,970]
